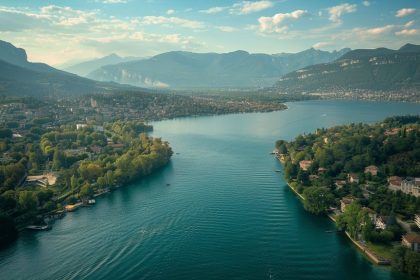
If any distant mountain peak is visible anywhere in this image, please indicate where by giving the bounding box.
[0,40,28,66]
[399,43,420,53]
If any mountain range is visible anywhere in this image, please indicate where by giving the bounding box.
[0,40,135,96]
[274,43,420,93]
[1,39,419,97]
[87,48,350,89]
[64,54,144,77]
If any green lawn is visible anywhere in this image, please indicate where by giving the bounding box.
[366,242,394,260]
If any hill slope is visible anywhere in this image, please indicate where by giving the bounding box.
[0,41,136,96]
[64,54,144,77]
[87,48,350,89]
[274,44,420,93]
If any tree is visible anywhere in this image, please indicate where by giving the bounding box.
[338,202,369,239]
[52,148,64,170]
[303,187,334,215]
[79,183,94,199]
[18,191,38,211]
[297,169,310,185]
[284,162,298,179]
[70,175,78,193]
[391,246,406,272]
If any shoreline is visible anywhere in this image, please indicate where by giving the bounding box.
[284,174,391,266]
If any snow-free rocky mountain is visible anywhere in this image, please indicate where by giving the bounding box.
[0,40,135,96]
[274,43,420,93]
[87,48,350,89]
[64,54,144,77]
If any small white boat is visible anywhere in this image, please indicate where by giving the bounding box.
[26,225,51,231]
[88,199,96,205]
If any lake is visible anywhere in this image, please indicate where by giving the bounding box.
[0,100,419,280]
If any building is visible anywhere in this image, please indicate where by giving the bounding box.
[335,180,346,189]
[401,178,420,197]
[364,165,379,176]
[299,160,313,171]
[318,167,327,174]
[25,173,57,188]
[384,128,400,136]
[415,214,420,229]
[76,124,87,130]
[388,176,402,191]
[309,175,319,181]
[363,207,377,223]
[108,143,125,149]
[348,173,360,184]
[340,196,355,212]
[402,234,420,252]
[375,216,388,230]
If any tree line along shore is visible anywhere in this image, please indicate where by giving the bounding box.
[0,120,173,247]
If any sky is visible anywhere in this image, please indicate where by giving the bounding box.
[0,0,419,66]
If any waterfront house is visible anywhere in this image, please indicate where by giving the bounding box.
[364,165,379,176]
[415,214,420,229]
[299,160,313,171]
[388,176,402,191]
[375,216,388,230]
[402,234,420,252]
[363,207,377,223]
[348,173,360,184]
[400,178,420,197]
[340,196,355,212]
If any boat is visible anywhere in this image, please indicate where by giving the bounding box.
[88,199,96,205]
[325,230,334,233]
[26,225,51,231]
[166,183,171,186]
[275,170,282,173]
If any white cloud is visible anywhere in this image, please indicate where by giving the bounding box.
[216,26,238,32]
[395,29,418,36]
[166,9,175,15]
[0,5,204,64]
[258,10,307,33]
[100,0,128,3]
[199,6,226,14]
[231,1,274,15]
[328,3,357,24]
[362,1,370,7]
[312,42,331,49]
[141,16,205,29]
[353,25,395,36]
[405,20,415,28]
[396,8,416,18]
[201,1,274,15]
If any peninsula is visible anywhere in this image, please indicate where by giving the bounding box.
[275,115,420,278]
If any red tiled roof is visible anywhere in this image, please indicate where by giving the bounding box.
[403,234,420,243]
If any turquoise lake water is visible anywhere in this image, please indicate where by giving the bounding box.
[0,100,419,280]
